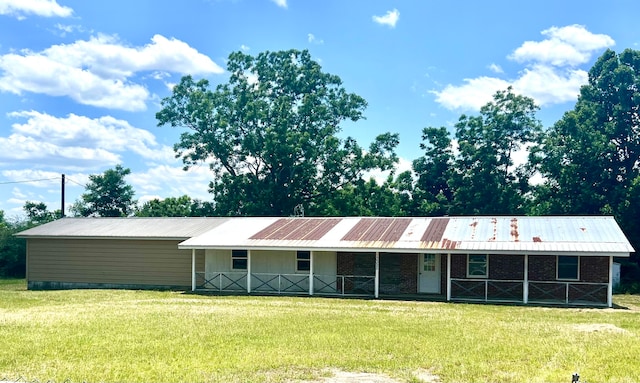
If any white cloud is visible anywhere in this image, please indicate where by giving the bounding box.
[0,34,223,111]
[364,156,412,185]
[271,0,287,9]
[373,9,399,28]
[0,53,150,111]
[0,0,72,19]
[512,65,587,105]
[1,111,175,169]
[240,44,250,51]
[432,25,614,111]
[488,63,503,74]
[432,77,511,111]
[308,33,324,45]
[130,164,213,203]
[510,25,615,66]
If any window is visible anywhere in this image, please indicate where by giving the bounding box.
[557,256,579,280]
[231,249,248,270]
[467,254,488,278]
[423,254,436,272]
[296,251,311,272]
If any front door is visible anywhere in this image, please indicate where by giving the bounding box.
[418,254,441,293]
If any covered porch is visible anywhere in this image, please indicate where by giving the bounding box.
[188,250,406,298]
[178,216,633,307]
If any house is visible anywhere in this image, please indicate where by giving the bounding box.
[17,216,634,307]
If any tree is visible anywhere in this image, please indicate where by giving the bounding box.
[71,165,136,217]
[531,49,640,266]
[157,49,399,216]
[309,177,405,216]
[0,211,27,277]
[449,87,542,215]
[135,195,215,217]
[23,201,59,225]
[533,49,640,214]
[411,126,455,215]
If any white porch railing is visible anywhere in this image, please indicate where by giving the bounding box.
[195,272,375,296]
[195,272,247,292]
[450,278,609,306]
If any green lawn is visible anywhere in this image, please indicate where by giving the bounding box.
[1,279,639,383]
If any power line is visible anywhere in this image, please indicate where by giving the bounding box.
[0,177,60,185]
[64,177,86,187]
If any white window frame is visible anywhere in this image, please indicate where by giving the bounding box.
[557,255,580,280]
[231,249,248,270]
[296,250,311,273]
[467,254,488,278]
[423,254,436,272]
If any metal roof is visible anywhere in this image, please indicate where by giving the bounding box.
[178,216,635,256]
[16,217,228,239]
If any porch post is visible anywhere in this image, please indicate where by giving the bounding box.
[374,252,380,298]
[607,255,613,308]
[523,254,529,304]
[247,249,252,294]
[309,251,314,296]
[446,253,451,301]
[191,249,196,292]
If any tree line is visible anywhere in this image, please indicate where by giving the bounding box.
[1,48,639,290]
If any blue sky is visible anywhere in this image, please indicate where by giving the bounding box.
[0,0,638,217]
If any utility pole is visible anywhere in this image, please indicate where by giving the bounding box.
[61,174,65,218]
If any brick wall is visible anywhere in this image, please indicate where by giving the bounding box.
[489,255,525,280]
[451,254,467,278]
[440,254,447,295]
[337,252,418,294]
[528,255,610,283]
[528,255,556,281]
[580,257,609,283]
[337,252,355,276]
[399,253,417,293]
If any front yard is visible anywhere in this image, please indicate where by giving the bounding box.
[1,279,639,382]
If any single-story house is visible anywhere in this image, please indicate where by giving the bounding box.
[17,216,634,307]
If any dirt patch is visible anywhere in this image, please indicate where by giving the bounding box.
[299,369,439,383]
[573,323,630,334]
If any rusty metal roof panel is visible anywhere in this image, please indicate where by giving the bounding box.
[342,218,411,242]
[420,218,449,242]
[250,218,341,240]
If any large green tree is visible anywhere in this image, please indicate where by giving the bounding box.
[410,126,455,215]
[449,87,542,215]
[532,48,640,259]
[71,165,136,217]
[157,49,399,216]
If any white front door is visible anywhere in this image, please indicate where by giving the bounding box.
[418,254,441,293]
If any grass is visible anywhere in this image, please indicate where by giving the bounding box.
[1,279,639,383]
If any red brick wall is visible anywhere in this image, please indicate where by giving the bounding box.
[451,254,467,278]
[337,252,355,275]
[528,255,556,281]
[440,254,447,295]
[337,252,418,294]
[580,257,609,283]
[489,255,525,280]
[399,253,417,294]
[528,255,610,283]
